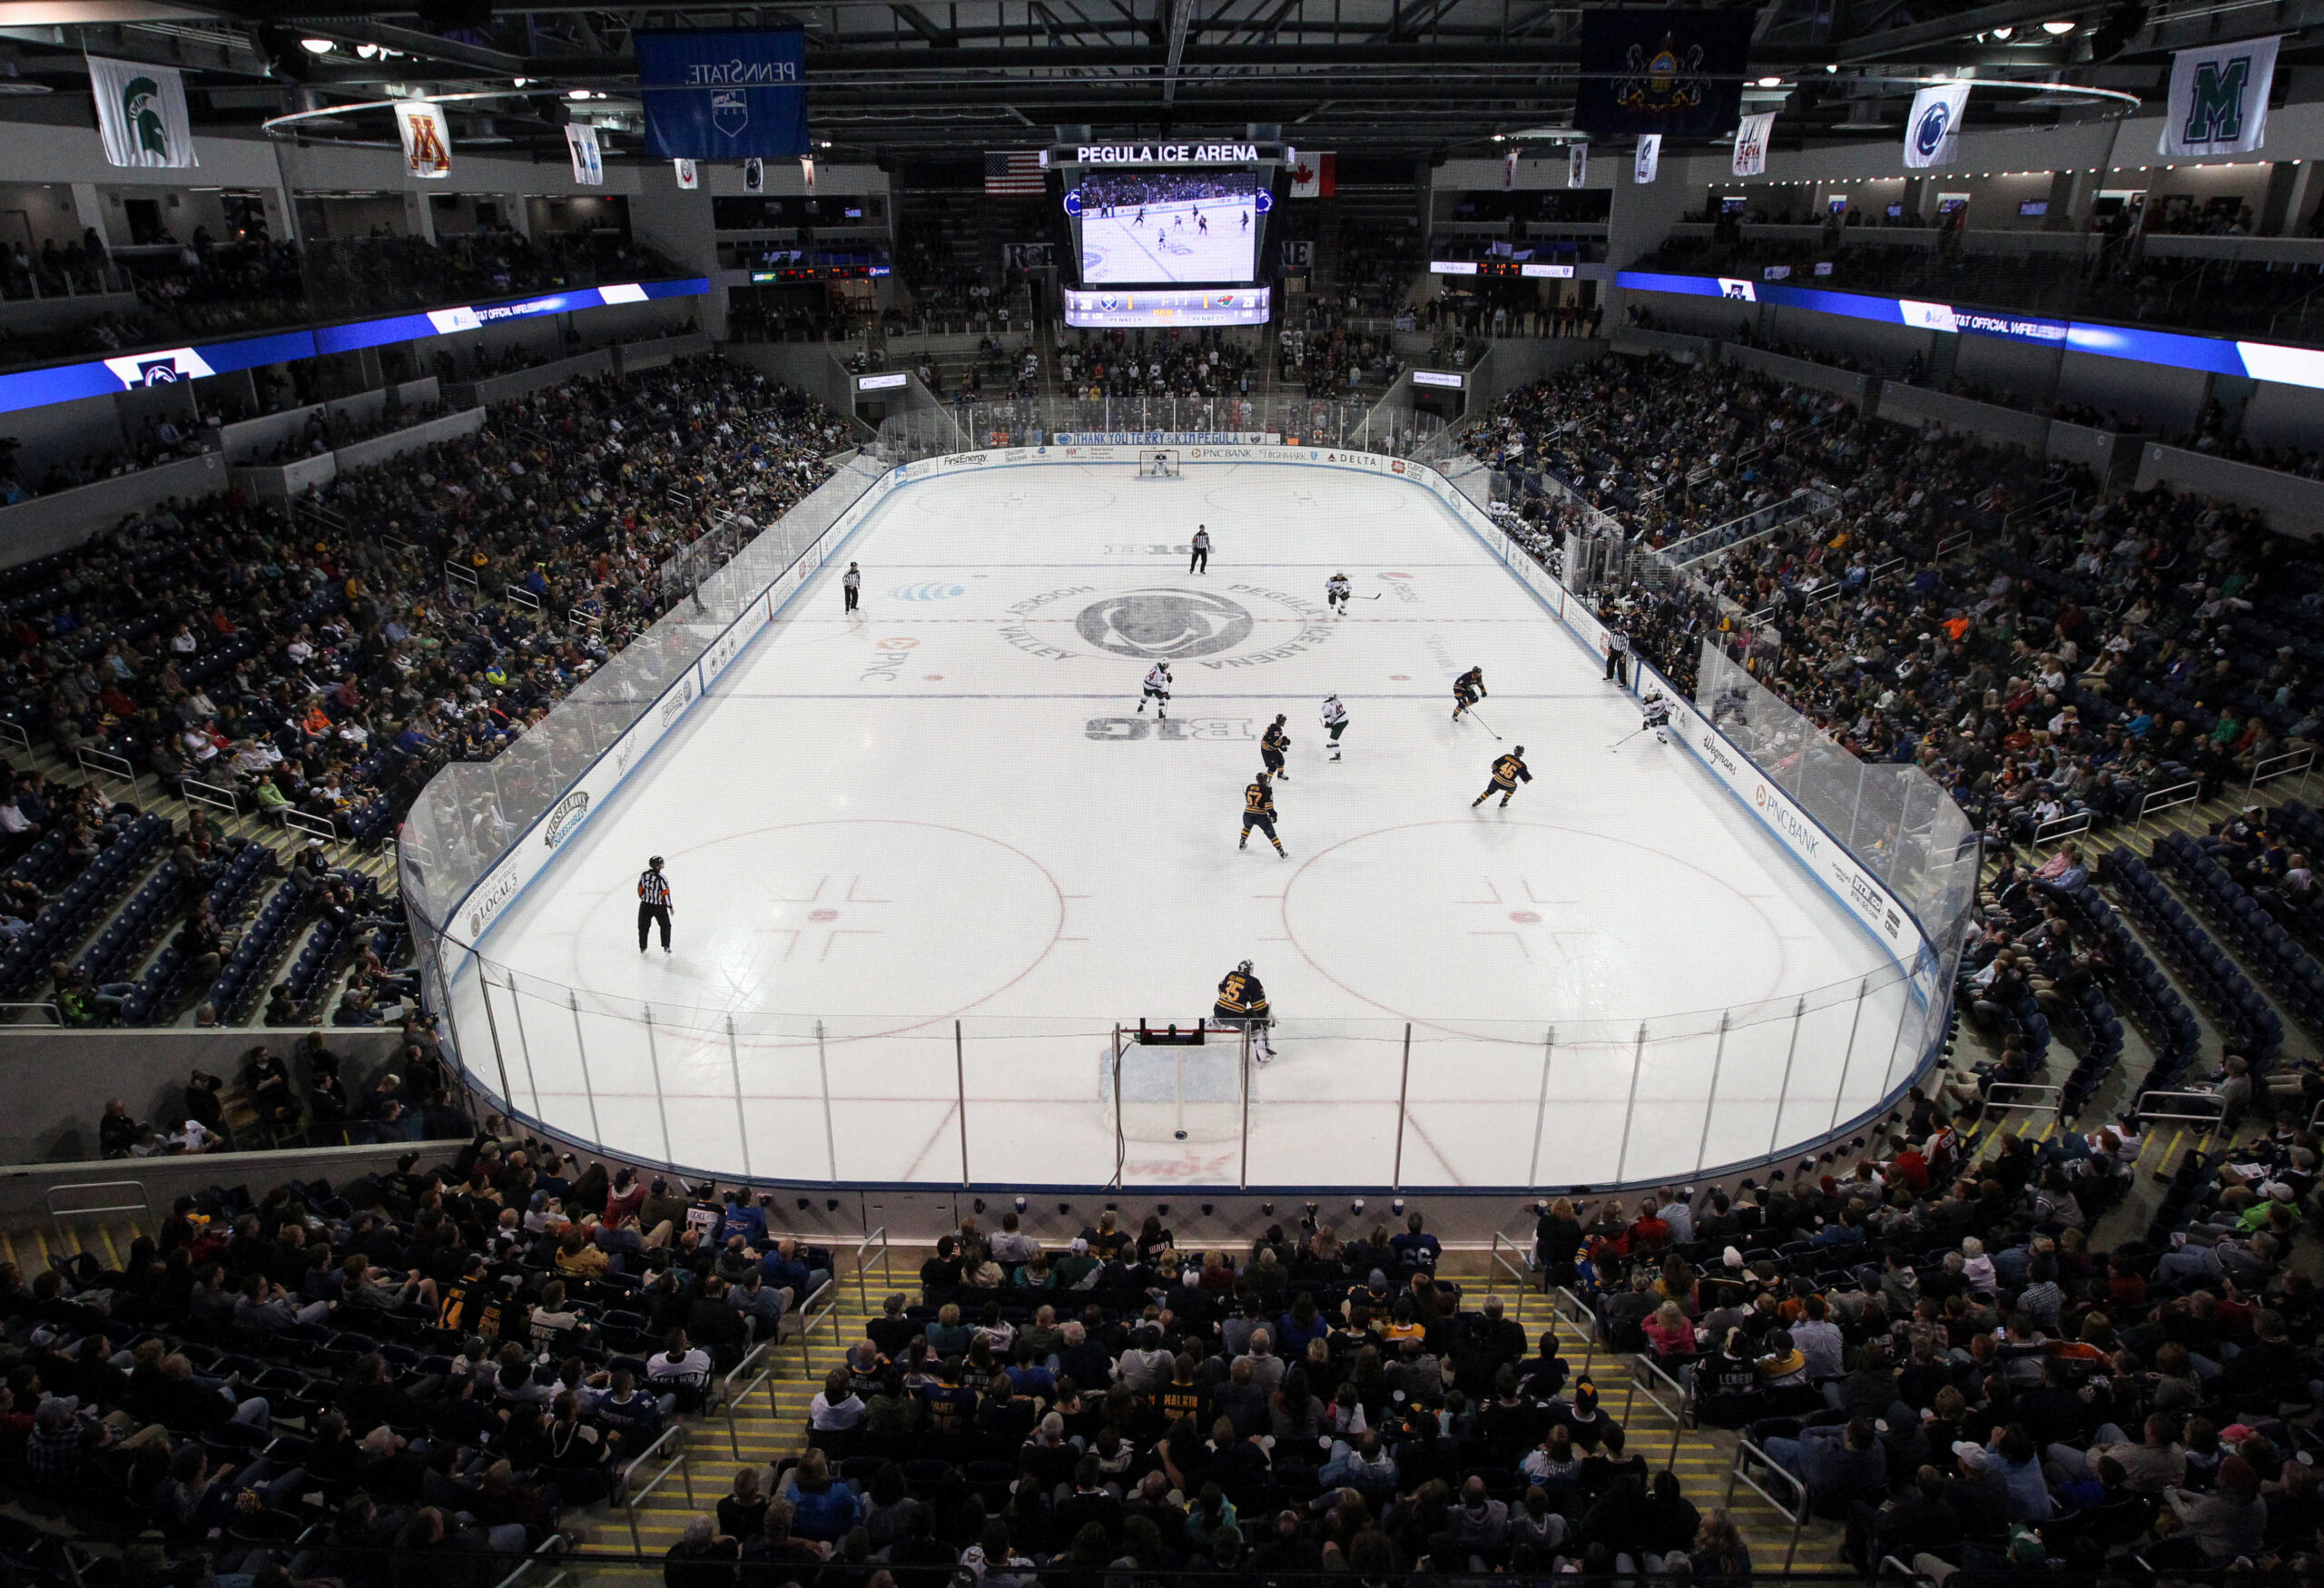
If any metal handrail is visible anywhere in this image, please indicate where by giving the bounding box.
[181,774,240,812]
[788,1277,840,1372]
[1982,1080,2064,1115]
[507,585,542,612]
[0,1001,62,1024]
[75,745,134,784]
[283,810,339,845]
[2253,747,2315,793]
[1487,1230,1531,1297]
[2137,779,2202,823]
[722,1340,777,1459]
[621,1424,693,1550]
[490,1532,567,1588]
[1622,1350,1693,1466]
[1726,1437,1810,1572]
[0,719,29,753]
[1550,1285,1601,1375]
[2033,810,2094,848]
[852,1224,891,1310]
[44,1179,154,1235]
[2136,1089,2230,1126]
[1933,527,1974,562]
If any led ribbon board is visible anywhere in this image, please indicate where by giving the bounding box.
[1615,271,2324,390]
[0,279,709,417]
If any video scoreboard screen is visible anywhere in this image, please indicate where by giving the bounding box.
[1049,142,1287,324]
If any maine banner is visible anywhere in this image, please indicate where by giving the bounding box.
[1573,8,1753,139]
[2161,35,2280,158]
[635,28,809,160]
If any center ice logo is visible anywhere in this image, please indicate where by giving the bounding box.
[1075,588,1254,659]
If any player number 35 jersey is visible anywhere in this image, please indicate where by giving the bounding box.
[1216,971,1268,1015]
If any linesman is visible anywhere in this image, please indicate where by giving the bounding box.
[638,855,674,952]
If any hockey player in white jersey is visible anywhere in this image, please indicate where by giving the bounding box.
[1136,662,1172,720]
[1325,572,1352,615]
[1641,686,1673,744]
[1321,695,1349,760]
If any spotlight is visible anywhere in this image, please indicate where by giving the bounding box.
[1014,1196,1028,1213]
[1350,1198,1365,1215]
[1757,75,1783,88]
[2043,19,2076,33]
[1392,1198,1406,1216]
[300,37,336,54]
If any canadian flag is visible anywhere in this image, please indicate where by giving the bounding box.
[1289,151,1335,198]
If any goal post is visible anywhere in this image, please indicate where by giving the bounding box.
[1135,449,1183,479]
[1107,1020,1250,1180]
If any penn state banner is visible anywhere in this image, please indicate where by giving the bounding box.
[635,28,809,160]
[2161,35,2279,158]
[1573,9,1753,139]
[1902,83,1970,169]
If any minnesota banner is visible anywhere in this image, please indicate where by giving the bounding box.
[87,54,197,169]
[635,29,809,160]
[2161,35,2279,158]
[1573,9,1753,139]
[395,101,452,179]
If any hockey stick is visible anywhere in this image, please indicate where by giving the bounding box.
[1607,725,1650,751]
[1466,708,1502,741]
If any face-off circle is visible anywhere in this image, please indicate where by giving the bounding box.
[1282,821,1797,1025]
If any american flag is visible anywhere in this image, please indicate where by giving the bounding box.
[984,151,1047,195]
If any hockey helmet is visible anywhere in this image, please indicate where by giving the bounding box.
[649,855,664,868]
[1237,959,1254,974]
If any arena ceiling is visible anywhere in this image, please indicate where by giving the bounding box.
[0,0,2314,162]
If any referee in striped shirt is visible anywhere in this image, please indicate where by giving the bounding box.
[638,856,673,953]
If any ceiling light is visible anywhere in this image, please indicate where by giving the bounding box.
[1991,25,2013,39]
[567,88,592,100]
[1492,133,1507,142]
[300,37,335,54]
[355,44,378,59]
[2043,19,2076,33]
[512,77,531,87]
[1757,75,1784,87]
[1825,63,1837,73]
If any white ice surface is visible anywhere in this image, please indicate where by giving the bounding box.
[1079,199,1258,285]
[450,461,1923,1189]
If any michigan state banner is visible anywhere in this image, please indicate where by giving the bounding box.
[2162,35,2279,158]
[87,54,197,169]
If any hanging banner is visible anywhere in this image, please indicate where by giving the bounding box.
[635,28,809,160]
[1574,8,1753,139]
[1289,150,1335,198]
[86,54,197,169]
[1503,149,1518,189]
[1633,133,1661,184]
[799,153,814,191]
[1732,111,1775,178]
[566,123,604,186]
[1903,83,1971,169]
[1568,142,1589,188]
[394,101,453,180]
[743,156,763,192]
[2161,35,2280,157]
[673,158,699,190]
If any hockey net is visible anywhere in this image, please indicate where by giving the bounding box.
[1135,449,1183,479]
[1105,1021,1247,1144]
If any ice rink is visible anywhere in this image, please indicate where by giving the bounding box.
[1080,199,1257,284]
[448,459,1925,1189]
